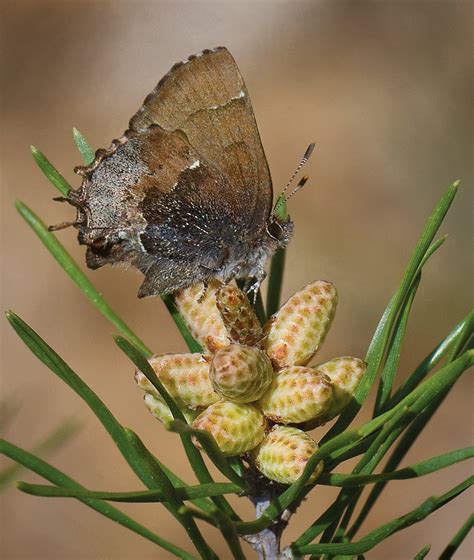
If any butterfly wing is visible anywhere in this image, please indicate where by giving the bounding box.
[128,47,273,234]
[75,125,244,295]
[72,47,278,296]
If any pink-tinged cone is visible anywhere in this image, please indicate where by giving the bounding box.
[257,366,334,424]
[210,344,273,403]
[216,284,263,347]
[192,401,267,456]
[135,353,219,410]
[175,281,230,352]
[263,280,337,368]
[253,425,323,484]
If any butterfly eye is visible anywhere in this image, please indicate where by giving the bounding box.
[91,236,107,249]
[267,220,284,240]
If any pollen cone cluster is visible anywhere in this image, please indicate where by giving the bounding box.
[135,280,366,485]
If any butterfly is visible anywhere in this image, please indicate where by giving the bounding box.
[57,47,302,298]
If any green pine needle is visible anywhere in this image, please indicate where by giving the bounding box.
[30,145,71,196]
[413,545,431,560]
[266,193,288,318]
[439,514,474,559]
[17,481,242,502]
[72,127,95,165]
[373,274,420,415]
[317,446,474,487]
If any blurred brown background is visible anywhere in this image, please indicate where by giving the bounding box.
[1,1,472,558]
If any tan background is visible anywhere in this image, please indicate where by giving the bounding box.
[1,1,472,559]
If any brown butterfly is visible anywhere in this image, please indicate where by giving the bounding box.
[55,47,308,298]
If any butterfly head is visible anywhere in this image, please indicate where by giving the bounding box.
[266,214,294,248]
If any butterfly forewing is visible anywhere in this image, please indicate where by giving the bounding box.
[128,47,273,232]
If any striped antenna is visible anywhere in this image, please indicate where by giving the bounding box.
[286,175,309,201]
[273,143,315,215]
[280,142,315,199]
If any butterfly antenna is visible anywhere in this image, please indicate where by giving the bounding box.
[274,143,315,215]
[48,220,77,232]
[49,196,87,231]
[281,142,315,199]
[286,175,309,201]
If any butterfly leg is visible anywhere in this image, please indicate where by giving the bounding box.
[197,282,209,303]
[245,270,267,304]
[248,282,259,304]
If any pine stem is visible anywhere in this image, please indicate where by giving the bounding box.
[243,494,286,560]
